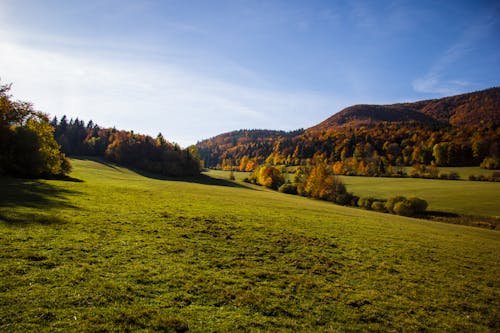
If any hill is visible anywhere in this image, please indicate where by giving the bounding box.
[197,88,500,169]
[197,129,303,169]
[309,87,500,132]
[0,159,499,331]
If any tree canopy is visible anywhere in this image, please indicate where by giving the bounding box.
[0,83,70,178]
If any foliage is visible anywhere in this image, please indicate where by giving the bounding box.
[297,159,354,205]
[384,196,407,214]
[0,159,499,332]
[357,197,377,209]
[371,201,386,212]
[51,116,200,177]
[197,88,500,175]
[393,200,416,216]
[410,164,440,179]
[481,157,500,170]
[383,196,428,217]
[278,182,298,195]
[0,82,70,178]
[408,197,428,213]
[246,165,285,190]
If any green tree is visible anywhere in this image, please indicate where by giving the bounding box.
[0,82,70,177]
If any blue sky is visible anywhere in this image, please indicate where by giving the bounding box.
[0,0,499,146]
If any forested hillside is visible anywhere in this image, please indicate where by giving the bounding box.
[310,87,500,131]
[197,129,303,170]
[197,88,500,173]
[51,117,201,177]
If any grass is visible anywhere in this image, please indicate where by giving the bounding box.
[403,166,499,179]
[338,175,500,217]
[0,158,499,332]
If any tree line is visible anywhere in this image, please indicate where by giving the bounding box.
[0,81,201,178]
[198,123,500,175]
[51,116,201,177]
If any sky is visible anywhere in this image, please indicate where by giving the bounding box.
[0,0,499,146]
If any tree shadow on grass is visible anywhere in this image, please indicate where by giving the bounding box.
[421,210,500,230]
[0,176,80,226]
[134,169,259,190]
[72,156,258,190]
[0,212,65,226]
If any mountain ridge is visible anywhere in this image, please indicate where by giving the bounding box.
[196,87,500,168]
[308,87,500,132]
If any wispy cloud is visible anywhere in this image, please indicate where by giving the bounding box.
[0,31,341,146]
[412,11,498,95]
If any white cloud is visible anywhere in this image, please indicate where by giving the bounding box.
[0,32,341,146]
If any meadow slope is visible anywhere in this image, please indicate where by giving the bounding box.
[0,158,499,332]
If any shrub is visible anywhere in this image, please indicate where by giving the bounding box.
[278,183,298,195]
[229,171,235,181]
[335,192,356,206]
[358,197,376,209]
[448,172,460,180]
[371,201,386,212]
[438,172,449,180]
[385,196,406,213]
[480,157,500,170]
[393,201,415,217]
[468,175,477,181]
[407,197,428,213]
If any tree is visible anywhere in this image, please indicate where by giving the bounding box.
[301,158,348,203]
[0,82,70,177]
[433,143,449,166]
[256,165,285,190]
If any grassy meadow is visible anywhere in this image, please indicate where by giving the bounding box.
[0,158,499,332]
[338,176,500,217]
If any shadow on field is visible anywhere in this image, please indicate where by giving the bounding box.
[0,177,79,226]
[72,156,258,190]
[135,169,257,190]
[422,210,500,230]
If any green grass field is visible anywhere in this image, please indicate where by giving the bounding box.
[403,166,499,180]
[1,159,499,332]
[338,176,500,217]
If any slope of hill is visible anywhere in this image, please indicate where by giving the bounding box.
[197,129,304,168]
[0,159,499,331]
[310,87,500,132]
[198,88,500,168]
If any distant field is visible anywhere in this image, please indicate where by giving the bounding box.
[0,159,499,332]
[338,176,500,217]
[403,166,499,179]
[208,169,500,217]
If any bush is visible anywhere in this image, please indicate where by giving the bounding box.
[448,172,460,180]
[407,197,428,213]
[393,201,415,217]
[335,192,356,206]
[385,196,406,213]
[371,201,386,212]
[278,183,298,195]
[358,197,376,209]
[438,172,449,180]
[480,157,500,170]
[384,196,428,216]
